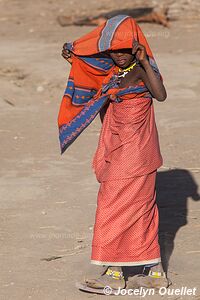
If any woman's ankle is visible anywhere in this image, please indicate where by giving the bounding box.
[108,266,122,271]
[150,262,164,272]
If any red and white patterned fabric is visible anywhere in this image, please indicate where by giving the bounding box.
[91,170,160,266]
[91,94,162,266]
[92,94,163,182]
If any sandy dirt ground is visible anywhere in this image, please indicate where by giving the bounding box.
[0,0,200,299]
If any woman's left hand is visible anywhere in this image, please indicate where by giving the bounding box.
[132,40,148,65]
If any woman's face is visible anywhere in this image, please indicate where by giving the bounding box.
[108,48,135,68]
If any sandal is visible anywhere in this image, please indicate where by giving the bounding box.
[126,267,172,289]
[76,267,126,294]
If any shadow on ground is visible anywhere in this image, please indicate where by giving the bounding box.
[122,168,200,278]
[157,169,200,273]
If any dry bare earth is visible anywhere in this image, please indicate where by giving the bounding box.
[0,0,200,299]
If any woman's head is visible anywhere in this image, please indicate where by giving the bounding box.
[108,48,135,69]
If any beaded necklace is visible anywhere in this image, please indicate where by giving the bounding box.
[118,61,137,78]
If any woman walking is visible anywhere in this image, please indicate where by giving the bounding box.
[58,15,170,293]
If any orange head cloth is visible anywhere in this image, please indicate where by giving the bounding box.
[58,15,162,154]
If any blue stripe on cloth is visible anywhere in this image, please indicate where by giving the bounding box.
[64,78,97,106]
[72,88,97,105]
[64,79,74,98]
[59,95,108,153]
[117,86,149,96]
[98,15,129,52]
[79,56,114,71]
